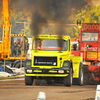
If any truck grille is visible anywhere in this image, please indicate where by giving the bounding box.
[34,56,57,66]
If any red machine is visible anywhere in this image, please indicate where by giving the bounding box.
[72,23,100,81]
[71,38,78,50]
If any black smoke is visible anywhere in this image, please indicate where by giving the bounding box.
[30,10,47,36]
[9,0,87,49]
[9,0,87,36]
[30,0,87,36]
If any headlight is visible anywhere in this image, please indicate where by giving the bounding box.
[58,70,64,73]
[27,69,32,73]
[53,62,56,65]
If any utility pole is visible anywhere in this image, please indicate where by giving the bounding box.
[15,21,29,75]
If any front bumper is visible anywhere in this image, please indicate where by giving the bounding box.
[25,68,69,77]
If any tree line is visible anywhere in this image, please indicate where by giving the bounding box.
[0,4,100,39]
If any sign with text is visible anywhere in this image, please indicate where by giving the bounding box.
[87,52,97,59]
[82,23,100,31]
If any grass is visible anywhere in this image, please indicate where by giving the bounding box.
[0,75,25,80]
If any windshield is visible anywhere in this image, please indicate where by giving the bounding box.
[11,37,22,56]
[82,32,98,41]
[33,39,68,51]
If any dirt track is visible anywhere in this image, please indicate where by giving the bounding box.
[0,78,97,100]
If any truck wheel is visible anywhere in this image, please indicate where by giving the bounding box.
[73,63,83,85]
[25,75,33,85]
[63,68,72,86]
[79,65,84,85]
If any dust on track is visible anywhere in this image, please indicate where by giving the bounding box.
[0,79,97,100]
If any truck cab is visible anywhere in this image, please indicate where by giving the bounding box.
[25,34,83,86]
[11,34,29,57]
[72,23,100,81]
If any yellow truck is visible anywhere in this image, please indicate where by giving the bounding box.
[25,34,83,86]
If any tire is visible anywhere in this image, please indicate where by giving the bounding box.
[73,63,83,85]
[63,68,72,86]
[25,75,33,85]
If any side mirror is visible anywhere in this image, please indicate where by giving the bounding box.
[73,44,77,51]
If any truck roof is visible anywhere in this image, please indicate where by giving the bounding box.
[32,34,70,40]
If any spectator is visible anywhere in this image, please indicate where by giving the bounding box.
[88,33,97,41]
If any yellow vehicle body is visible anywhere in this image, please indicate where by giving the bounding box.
[0,0,28,63]
[25,34,83,86]
[71,56,82,78]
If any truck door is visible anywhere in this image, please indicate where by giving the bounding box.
[11,36,23,57]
